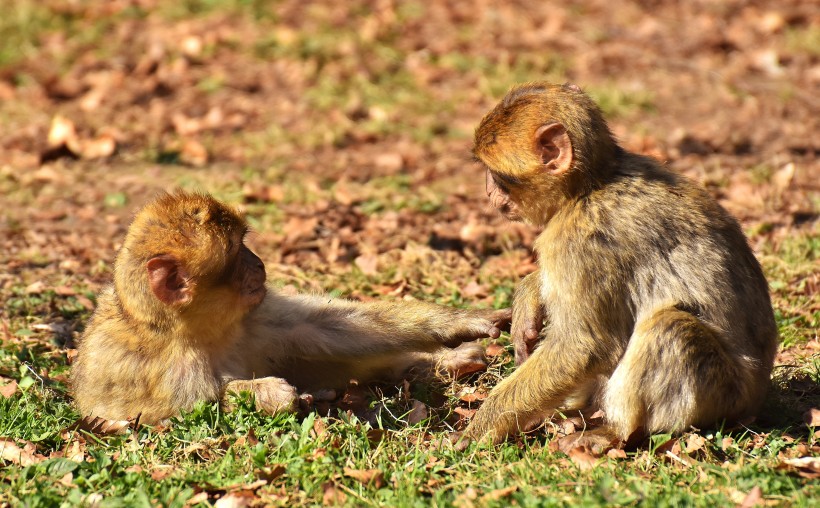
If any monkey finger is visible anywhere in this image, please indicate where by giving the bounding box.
[490,308,513,331]
[524,328,540,341]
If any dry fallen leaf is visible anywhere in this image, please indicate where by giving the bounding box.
[0,438,44,466]
[214,491,257,508]
[343,467,385,488]
[407,399,429,425]
[484,343,505,357]
[47,115,78,148]
[0,380,18,398]
[781,456,820,479]
[606,448,627,459]
[257,464,286,482]
[568,446,599,470]
[458,388,488,403]
[738,485,764,507]
[322,482,347,505]
[803,408,820,427]
[76,134,116,159]
[180,139,208,167]
[685,434,707,454]
[354,254,379,276]
[73,415,132,436]
[481,485,517,501]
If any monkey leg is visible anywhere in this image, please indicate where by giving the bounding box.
[603,307,757,439]
[223,377,298,415]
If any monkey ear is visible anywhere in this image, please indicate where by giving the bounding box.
[561,82,582,93]
[146,255,192,306]
[534,123,573,175]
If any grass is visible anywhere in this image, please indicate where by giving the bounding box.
[1,228,818,506]
[1,0,819,505]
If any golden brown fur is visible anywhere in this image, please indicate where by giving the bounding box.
[72,191,510,424]
[462,82,778,447]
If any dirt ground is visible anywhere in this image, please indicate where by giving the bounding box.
[0,0,818,376]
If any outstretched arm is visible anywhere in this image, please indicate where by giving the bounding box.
[244,290,511,359]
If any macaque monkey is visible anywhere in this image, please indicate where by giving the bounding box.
[460,82,778,450]
[72,191,510,424]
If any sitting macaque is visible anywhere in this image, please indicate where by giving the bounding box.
[459,82,778,450]
[72,191,510,424]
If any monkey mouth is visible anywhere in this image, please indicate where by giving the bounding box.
[498,204,521,221]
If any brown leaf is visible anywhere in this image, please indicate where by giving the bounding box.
[781,456,820,479]
[151,467,173,481]
[312,418,327,438]
[606,448,627,459]
[63,439,87,462]
[738,486,764,507]
[407,399,428,425]
[257,464,286,482]
[76,134,116,159]
[322,482,347,505]
[453,487,478,508]
[568,446,599,470]
[47,115,78,148]
[180,139,208,167]
[458,389,488,403]
[481,485,517,501]
[454,405,476,416]
[0,380,18,398]
[803,408,820,427]
[186,492,210,505]
[344,467,385,488]
[484,343,505,357]
[214,491,257,508]
[354,254,379,276]
[58,472,74,487]
[0,439,44,466]
[25,281,47,294]
[374,152,403,171]
[685,434,707,454]
[73,415,132,436]
[462,281,487,298]
[340,381,369,414]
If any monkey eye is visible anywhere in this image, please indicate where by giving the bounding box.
[490,171,521,192]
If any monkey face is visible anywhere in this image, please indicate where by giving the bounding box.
[485,169,523,221]
[233,244,267,307]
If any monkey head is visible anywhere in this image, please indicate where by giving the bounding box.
[473,82,618,226]
[114,191,266,328]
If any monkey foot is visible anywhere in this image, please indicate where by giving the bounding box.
[552,427,623,456]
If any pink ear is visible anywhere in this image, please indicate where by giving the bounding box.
[146,255,191,306]
[534,123,573,175]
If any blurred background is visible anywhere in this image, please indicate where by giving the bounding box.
[0,0,817,323]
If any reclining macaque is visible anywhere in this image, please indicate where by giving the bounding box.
[459,82,778,451]
[72,191,510,424]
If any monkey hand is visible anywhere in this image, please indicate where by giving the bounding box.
[511,299,544,366]
[224,377,298,415]
[434,308,512,348]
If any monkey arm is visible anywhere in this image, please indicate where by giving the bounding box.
[459,332,599,446]
[511,272,546,365]
[244,291,510,360]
